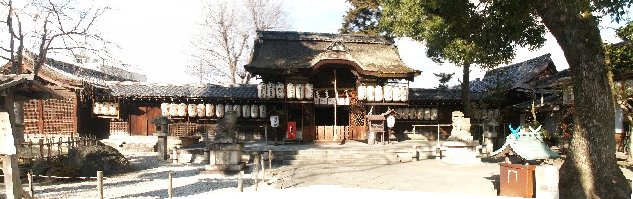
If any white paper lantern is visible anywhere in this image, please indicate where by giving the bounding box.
[305,83,314,99]
[100,102,110,115]
[366,85,375,102]
[276,83,285,99]
[266,83,275,99]
[225,104,232,116]
[287,83,295,99]
[424,108,431,120]
[160,103,169,116]
[259,105,267,118]
[383,85,393,102]
[357,85,366,101]
[401,108,408,120]
[206,104,215,117]
[108,103,118,116]
[431,108,438,120]
[233,105,241,118]
[93,102,101,115]
[416,108,424,120]
[178,103,187,117]
[251,104,259,118]
[409,108,416,119]
[242,105,250,118]
[296,83,304,100]
[170,103,179,116]
[216,104,224,118]
[400,86,409,101]
[392,86,401,102]
[188,104,197,117]
[197,104,206,117]
[374,85,383,102]
[257,82,266,99]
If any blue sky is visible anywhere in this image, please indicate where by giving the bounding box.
[98,0,627,88]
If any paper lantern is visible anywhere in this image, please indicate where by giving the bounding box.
[296,83,304,100]
[257,82,266,98]
[401,108,409,120]
[93,102,101,115]
[100,102,109,115]
[305,83,314,99]
[287,83,295,99]
[197,104,206,117]
[108,103,118,116]
[366,85,375,102]
[357,85,366,101]
[276,83,285,99]
[242,105,250,118]
[225,104,232,116]
[251,104,259,118]
[216,104,224,118]
[178,103,187,117]
[424,108,431,120]
[169,103,178,116]
[259,105,267,118]
[206,104,215,117]
[392,86,401,102]
[430,108,438,120]
[383,85,393,102]
[400,86,408,101]
[395,108,402,119]
[188,104,197,117]
[233,105,241,118]
[160,103,169,116]
[266,83,275,99]
[416,108,424,120]
[374,85,383,102]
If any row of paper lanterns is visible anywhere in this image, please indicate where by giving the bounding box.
[358,85,408,102]
[93,102,119,116]
[257,82,314,100]
[160,103,267,119]
[394,107,438,120]
[471,109,500,120]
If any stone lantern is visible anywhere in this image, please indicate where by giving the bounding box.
[152,116,170,160]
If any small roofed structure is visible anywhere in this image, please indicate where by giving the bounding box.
[491,128,560,162]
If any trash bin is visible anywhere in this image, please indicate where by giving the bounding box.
[499,163,536,198]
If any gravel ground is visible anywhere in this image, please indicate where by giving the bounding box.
[2,152,273,199]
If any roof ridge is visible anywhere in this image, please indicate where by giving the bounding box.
[256,30,393,44]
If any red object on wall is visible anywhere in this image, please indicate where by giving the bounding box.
[287,121,297,139]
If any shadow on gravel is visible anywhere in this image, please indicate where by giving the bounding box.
[36,178,148,196]
[484,174,500,195]
[137,168,200,180]
[115,178,254,198]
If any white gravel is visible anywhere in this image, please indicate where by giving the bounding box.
[12,152,273,199]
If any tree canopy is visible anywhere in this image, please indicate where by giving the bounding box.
[340,0,381,36]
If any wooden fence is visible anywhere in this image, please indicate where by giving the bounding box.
[16,135,98,164]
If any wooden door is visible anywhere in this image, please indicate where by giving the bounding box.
[129,106,163,136]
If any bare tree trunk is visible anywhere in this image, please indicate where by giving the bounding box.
[461,62,471,117]
[534,1,630,198]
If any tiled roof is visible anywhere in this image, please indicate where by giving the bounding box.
[465,54,555,92]
[409,88,484,101]
[247,31,419,78]
[107,82,257,99]
[533,69,570,88]
[22,52,143,86]
[491,132,561,160]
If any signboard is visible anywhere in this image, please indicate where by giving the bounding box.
[270,116,280,128]
[0,112,16,155]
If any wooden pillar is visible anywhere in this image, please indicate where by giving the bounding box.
[72,97,78,138]
[37,100,43,136]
